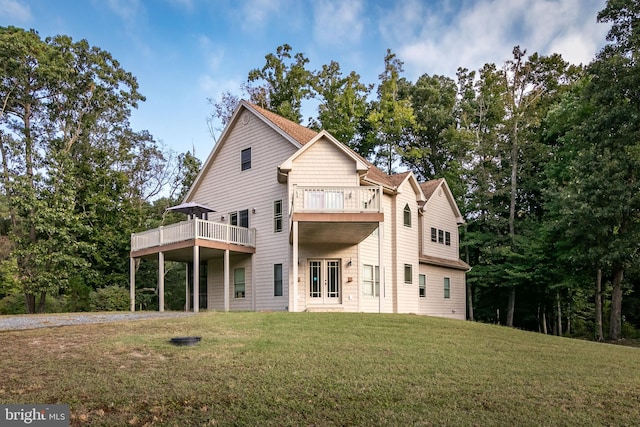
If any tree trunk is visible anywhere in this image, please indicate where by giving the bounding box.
[25,294,36,314]
[37,291,46,313]
[556,292,562,336]
[609,267,624,340]
[542,308,548,334]
[506,287,516,327]
[466,281,474,321]
[595,268,604,342]
[465,242,474,321]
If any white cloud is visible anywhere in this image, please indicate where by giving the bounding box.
[380,0,608,80]
[239,0,284,32]
[0,0,32,22]
[313,0,364,46]
[106,0,142,23]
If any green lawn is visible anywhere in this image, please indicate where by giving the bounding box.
[1,312,639,426]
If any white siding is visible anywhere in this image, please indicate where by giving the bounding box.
[421,187,460,260]
[392,180,420,314]
[193,110,297,311]
[417,264,466,320]
[287,136,360,187]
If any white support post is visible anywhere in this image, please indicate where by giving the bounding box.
[378,220,384,314]
[292,220,299,312]
[130,257,136,312]
[193,245,200,313]
[224,249,230,312]
[251,254,256,311]
[185,263,190,311]
[158,251,165,312]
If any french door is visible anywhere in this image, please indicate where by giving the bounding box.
[308,259,341,304]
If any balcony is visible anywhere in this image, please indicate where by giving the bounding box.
[131,218,256,260]
[291,185,384,244]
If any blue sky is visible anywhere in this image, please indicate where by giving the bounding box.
[1,0,609,162]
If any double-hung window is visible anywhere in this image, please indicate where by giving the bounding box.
[404,264,413,284]
[363,264,380,296]
[444,277,450,299]
[274,200,283,233]
[274,264,283,296]
[241,148,251,171]
[419,274,426,298]
[234,268,245,298]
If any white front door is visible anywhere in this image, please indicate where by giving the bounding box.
[309,259,341,304]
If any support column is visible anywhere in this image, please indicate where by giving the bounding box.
[223,249,230,312]
[185,263,190,311]
[292,220,299,312]
[158,251,165,312]
[193,245,200,313]
[130,257,136,312]
[378,220,384,314]
[251,254,256,311]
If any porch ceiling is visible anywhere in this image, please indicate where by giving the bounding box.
[291,212,383,245]
[297,221,379,244]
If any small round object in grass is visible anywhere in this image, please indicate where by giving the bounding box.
[169,336,201,346]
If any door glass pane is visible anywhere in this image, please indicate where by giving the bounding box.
[309,261,322,298]
[327,260,340,298]
[305,191,324,209]
[325,191,344,210]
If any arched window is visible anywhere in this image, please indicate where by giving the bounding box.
[403,204,411,227]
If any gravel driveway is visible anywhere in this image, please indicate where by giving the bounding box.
[0,312,195,331]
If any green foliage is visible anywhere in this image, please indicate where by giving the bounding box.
[90,285,130,311]
[247,44,314,123]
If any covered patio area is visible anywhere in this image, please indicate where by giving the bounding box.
[129,216,256,312]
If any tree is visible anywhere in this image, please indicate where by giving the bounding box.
[0,27,158,312]
[310,61,372,151]
[246,44,314,123]
[366,49,415,174]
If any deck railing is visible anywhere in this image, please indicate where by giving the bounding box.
[131,219,256,252]
[292,185,382,213]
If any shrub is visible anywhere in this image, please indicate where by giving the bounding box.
[90,285,130,311]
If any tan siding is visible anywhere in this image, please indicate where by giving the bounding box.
[288,137,360,187]
[421,187,460,260]
[417,264,466,320]
[194,111,297,311]
[393,181,420,314]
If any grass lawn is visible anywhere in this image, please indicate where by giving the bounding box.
[1,312,639,426]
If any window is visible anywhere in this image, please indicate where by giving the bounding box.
[274,264,283,296]
[234,268,245,298]
[445,231,451,246]
[431,227,437,242]
[419,274,426,298]
[363,264,380,297]
[404,264,412,284]
[444,277,450,299]
[403,204,411,227]
[274,200,283,233]
[241,148,251,171]
[438,229,444,244]
[239,209,249,228]
[230,209,249,227]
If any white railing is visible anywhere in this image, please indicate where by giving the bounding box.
[292,185,382,213]
[131,219,256,252]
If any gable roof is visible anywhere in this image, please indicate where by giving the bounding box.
[278,130,370,177]
[419,178,464,224]
[246,102,318,146]
[185,100,457,207]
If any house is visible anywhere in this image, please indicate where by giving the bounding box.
[129,101,470,319]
